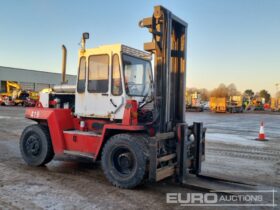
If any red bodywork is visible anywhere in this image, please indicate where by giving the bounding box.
[25,100,148,160]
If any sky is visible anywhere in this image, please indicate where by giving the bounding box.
[0,0,279,95]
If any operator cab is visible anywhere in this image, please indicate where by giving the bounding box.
[75,38,153,120]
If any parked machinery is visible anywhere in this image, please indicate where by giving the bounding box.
[271,98,280,111]
[210,97,227,113]
[210,96,243,113]
[186,92,204,112]
[0,81,39,106]
[0,81,21,106]
[227,96,243,113]
[19,6,206,188]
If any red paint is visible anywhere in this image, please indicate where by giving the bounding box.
[122,100,138,125]
[264,103,270,109]
[258,121,266,140]
[25,108,74,154]
[25,107,146,160]
[63,132,102,157]
[176,125,182,143]
[259,133,265,140]
[35,101,43,108]
[49,100,57,106]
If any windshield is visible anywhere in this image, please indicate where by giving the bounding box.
[122,54,152,97]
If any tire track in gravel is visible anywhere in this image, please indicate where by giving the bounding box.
[208,144,280,155]
[274,161,280,185]
[0,145,171,210]
[0,160,172,210]
[0,199,22,210]
[207,147,280,161]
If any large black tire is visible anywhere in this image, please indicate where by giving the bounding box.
[101,134,149,189]
[20,124,54,166]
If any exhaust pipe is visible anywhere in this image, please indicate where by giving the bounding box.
[61,45,67,84]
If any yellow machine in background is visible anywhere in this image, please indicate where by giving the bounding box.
[40,88,53,93]
[0,81,21,105]
[0,81,39,106]
[230,96,242,107]
[210,97,227,113]
[0,81,21,97]
[28,91,39,101]
[6,81,21,95]
[210,96,243,113]
[227,95,243,113]
[271,98,280,111]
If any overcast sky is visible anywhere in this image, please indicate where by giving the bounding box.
[0,0,279,95]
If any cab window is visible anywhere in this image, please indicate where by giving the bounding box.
[123,54,152,97]
[88,55,109,93]
[77,57,86,93]
[111,54,122,96]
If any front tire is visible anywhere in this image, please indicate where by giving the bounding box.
[101,134,148,189]
[20,124,54,166]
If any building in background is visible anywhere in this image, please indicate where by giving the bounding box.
[0,66,76,92]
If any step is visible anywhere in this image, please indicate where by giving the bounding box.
[63,130,101,137]
[64,150,94,159]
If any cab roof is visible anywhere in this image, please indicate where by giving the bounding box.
[80,44,152,60]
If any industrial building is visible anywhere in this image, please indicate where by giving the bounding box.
[0,66,76,92]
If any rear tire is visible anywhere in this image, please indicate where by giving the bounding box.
[20,124,54,166]
[101,134,148,189]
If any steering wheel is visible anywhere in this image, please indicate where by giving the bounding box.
[126,82,138,94]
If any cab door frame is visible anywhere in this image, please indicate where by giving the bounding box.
[75,51,126,119]
[109,53,125,119]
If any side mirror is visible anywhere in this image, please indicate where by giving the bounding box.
[83,32,89,40]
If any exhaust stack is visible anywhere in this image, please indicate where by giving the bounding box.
[61,45,67,84]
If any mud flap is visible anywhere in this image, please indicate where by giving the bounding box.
[176,122,206,184]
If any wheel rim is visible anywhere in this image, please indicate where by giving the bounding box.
[24,134,41,157]
[111,147,136,176]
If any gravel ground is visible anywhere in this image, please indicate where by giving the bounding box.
[0,106,279,209]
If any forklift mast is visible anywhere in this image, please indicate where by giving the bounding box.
[140,5,187,133]
[140,6,205,184]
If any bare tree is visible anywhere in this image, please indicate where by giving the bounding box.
[259,89,271,103]
[185,88,209,101]
[275,91,280,98]
[199,88,209,101]
[227,83,240,96]
[210,83,241,98]
[244,89,254,99]
[210,84,228,97]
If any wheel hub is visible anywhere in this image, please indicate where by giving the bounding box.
[26,135,40,156]
[118,153,133,169]
[112,148,135,175]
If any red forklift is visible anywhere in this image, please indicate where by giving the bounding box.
[19,6,206,188]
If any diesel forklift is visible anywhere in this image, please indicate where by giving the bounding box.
[20,5,206,188]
